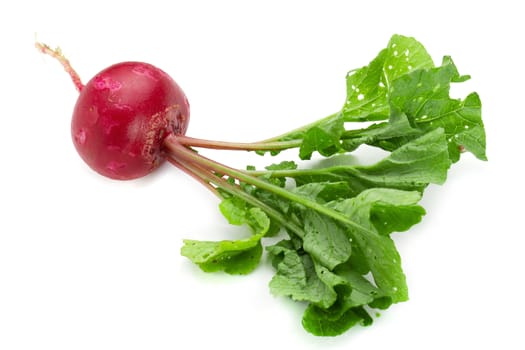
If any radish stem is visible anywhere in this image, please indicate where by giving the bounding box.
[174,135,301,152]
[169,147,306,238]
[167,157,220,197]
[165,135,371,234]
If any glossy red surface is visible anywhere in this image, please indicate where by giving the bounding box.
[71,62,190,180]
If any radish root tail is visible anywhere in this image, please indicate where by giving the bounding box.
[35,42,84,92]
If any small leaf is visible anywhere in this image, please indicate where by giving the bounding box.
[293,181,353,204]
[302,270,392,336]
[302,305,370,337]
[265,161,298,171]
[219,196,247,226]
[182,197,271,275]
[267,244,345,308]
[219,197,271,236]
[299,113,345,159]
[181,235,263,275]
[302,210,352,270]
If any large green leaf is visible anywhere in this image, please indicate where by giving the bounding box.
[341,34,435,122]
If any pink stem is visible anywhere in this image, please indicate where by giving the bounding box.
[173,135,301,152]
[167,156,220,197]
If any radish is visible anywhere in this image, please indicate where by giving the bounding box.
[37,44,190,180]
[35,37,485,337]
[72,62,190,180]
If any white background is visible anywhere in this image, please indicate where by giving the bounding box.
[1,1,523,349]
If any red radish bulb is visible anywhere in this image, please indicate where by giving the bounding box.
[71,62,190,180]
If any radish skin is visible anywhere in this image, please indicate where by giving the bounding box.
[71,61,190,180]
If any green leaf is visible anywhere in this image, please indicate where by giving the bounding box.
[175,34,487,337]
[293,181,353,204]
[302,210,352,270]
[221,190,282,237]
[341,34,434,122]
[258,35,486,166]
[302,271,390,336]
[265,161,298,171]
[340,270,392,309]
[270,35,436,158]
[327,188,424,302]
[302,305,371,337]
[390,56,486,162]
[341,112,421,152]
[352,234,407,298]
[181,235,263,275]
[340,56,486,162]
[292,128,451,194]
[219,196,248,226]
[352,127,452,187]
[262,161,298,188]
[356,188,425,236]
[267,242,346,308]
[181,197,271,275]
[370,201,426,236]
[299,112,345,160]
[219,197,271,235]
